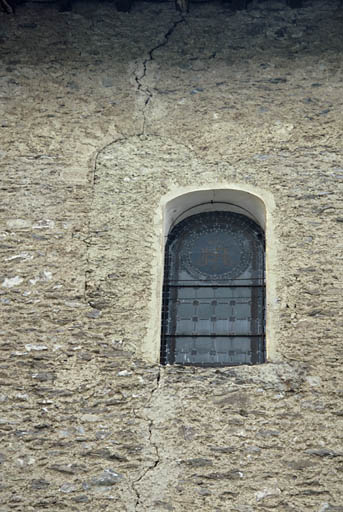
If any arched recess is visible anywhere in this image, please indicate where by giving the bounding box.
[141,185,277,365]
[164,188,266,235]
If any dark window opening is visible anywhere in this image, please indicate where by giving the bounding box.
[160,211,265,366]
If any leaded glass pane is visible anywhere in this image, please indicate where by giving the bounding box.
[161,211,265,366]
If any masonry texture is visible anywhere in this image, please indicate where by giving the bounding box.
[0,0,343,510]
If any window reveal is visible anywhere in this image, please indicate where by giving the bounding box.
[160,211,265,366]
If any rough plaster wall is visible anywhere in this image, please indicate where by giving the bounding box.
[0,0,343,510]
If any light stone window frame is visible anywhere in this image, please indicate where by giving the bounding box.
[141,185,279,365]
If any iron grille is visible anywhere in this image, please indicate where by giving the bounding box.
[160,211,265,366]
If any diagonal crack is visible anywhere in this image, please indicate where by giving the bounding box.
[135,15,187,135]
[132,367,161,511]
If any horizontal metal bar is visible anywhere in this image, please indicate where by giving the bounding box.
[165,284,265,288]
[162,334,264,338]
[164,277,264,281]
[162,302,263,306]
[163,361,264,367]
[164,276,265,282]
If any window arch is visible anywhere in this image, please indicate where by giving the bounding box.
[160,209,265,366]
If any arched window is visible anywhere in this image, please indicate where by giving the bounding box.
[160,210,265,366]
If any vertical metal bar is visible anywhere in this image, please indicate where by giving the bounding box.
[261,236,266,363]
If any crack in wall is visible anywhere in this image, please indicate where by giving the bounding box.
[84,9,188,300]
[83,132,191,303]
[132,367,161,511]
[84,136,126,301]
[135,16,186,135]
[84,161,97,303]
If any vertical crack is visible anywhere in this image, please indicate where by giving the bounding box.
[132,367,161,511]
[83,151,98,302]
[135,15,186,135]
[84,136,124,302]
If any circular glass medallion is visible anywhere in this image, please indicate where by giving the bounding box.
[177,212,255,280]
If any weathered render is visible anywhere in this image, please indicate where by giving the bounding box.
[0,0,342,510]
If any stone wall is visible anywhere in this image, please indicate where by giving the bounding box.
[0,0,342,510]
